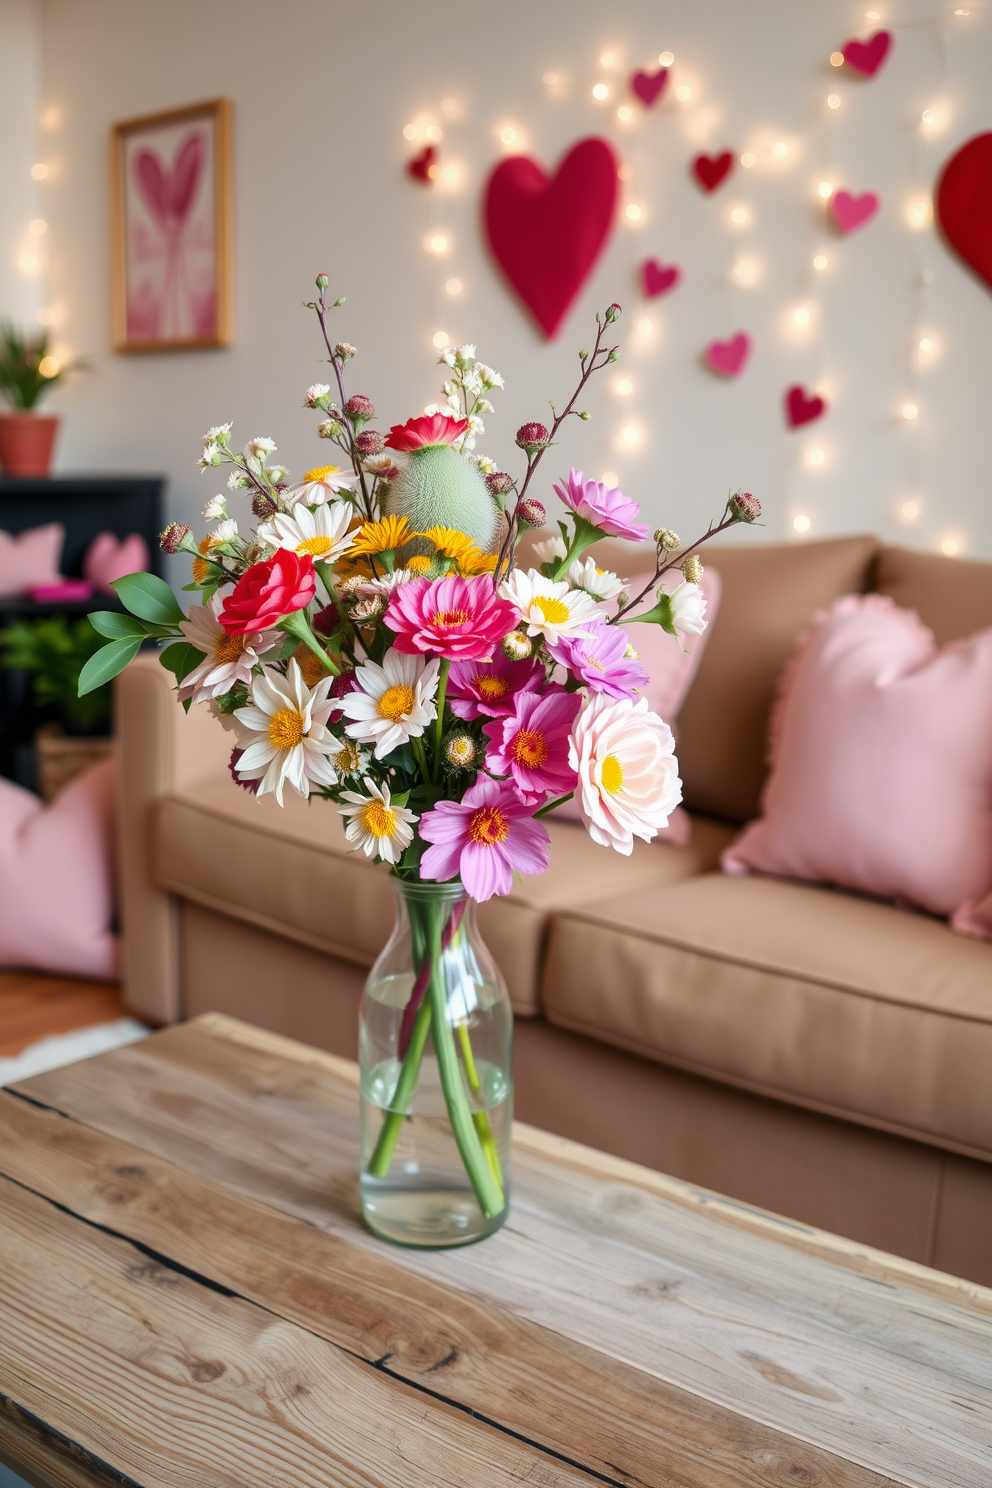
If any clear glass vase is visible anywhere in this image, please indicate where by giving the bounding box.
[359,878,512,1248]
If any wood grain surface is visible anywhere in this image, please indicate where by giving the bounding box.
[4,1013,992,1488]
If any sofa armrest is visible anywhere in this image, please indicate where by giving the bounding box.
[115,653,232,1023]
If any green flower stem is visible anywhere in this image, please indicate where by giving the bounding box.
[366,992,432,1177]
[412,735,430,782]
[457,1021,504,1192]
[548,516,604,583]
[534,790,574,819]
[431,658,450,783]
[276,610,340,674]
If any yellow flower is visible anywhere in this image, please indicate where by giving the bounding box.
[192,533,222,583]
[420,525,497,575]
[303,464,340,483]
[406,554,433,575]
[347,514,414,557]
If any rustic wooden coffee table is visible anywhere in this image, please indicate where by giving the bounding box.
[2,1014,990,1488]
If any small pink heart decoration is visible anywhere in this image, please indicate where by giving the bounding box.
[831,189,880,234]
[841,30,892,77]
[641,258,681,297]
[786,385,827,429]
[630,67,669,107]
[705,332,751,378]
[84,532,150,594]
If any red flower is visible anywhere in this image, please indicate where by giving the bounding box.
[219,551,316,635]
[384,413,469,452]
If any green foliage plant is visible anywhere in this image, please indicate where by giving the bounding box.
[0,614,114,731]
[0,323,78,411]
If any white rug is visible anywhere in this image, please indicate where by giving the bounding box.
[0,1018,149,1087]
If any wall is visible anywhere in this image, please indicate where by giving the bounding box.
[0,0,40,330]
[26,0,992,558]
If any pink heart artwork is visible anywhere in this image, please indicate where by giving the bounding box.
[84,532,151,595]
[135,131,205,232]
[786,385,827,429]
[840,30,892,77]
[936,132,992,292]
[831,190,880,234]
[630,67,669,107]
[705,332,751,378]
[692,152,734,193]
[407,145,437,184]
[484,137,619,339]
[641,259,681,297]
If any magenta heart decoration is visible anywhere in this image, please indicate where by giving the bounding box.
[936,132,992,292]
[641,259,681,297]
[841,30,892,77]
[705,332,751,378]
[631,67,669,107]
[484,137,619,339]
[84,532,151,594]
[831,190,880,234]
[693,152,734,194]
[786,385,827,429]
[134,129,205,230]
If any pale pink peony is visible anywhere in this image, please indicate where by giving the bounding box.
[419,776,550,900]
[552,468,650,541]
[569,692,682,854]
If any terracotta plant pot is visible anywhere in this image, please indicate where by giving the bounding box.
[0,412,59,477]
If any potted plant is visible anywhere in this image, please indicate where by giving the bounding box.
[0,614,113,799]
[0,323,77,477]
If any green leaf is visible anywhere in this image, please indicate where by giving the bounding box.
[111,572,186,626]
[77,637,142,695]
[88,610,158,639]
[159,641,206,683]
[390,789,410,809]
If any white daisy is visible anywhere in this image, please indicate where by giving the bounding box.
[531,535,567,566]
[354,569,414,597]
[326,737,372,780]
[213,518,239,543]
[337,779,418,865]
[339,648,440,760]
[202,495,227,521]
[567,555,625,602]
[177,597,281,706]
[283,465,359,507]
[499,567,600,646]
[232,660,339,806]
[257,501,354,565]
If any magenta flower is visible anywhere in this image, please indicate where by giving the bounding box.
[419,776,551,901]
[548,616,649,699]
[384,573,519,661]
[447,650,545,721]
[483,689,581,805]
[552,468,650,541]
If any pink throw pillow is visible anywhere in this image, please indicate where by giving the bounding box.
[0,522,64,597]
[84,532,150,594]
[722,595,992,924]
[0,759,119,978]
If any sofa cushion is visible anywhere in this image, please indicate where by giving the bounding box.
[873,545,992,646]
[542,872,992,1160]
[675,535,879,823]
[153,784,734,1016]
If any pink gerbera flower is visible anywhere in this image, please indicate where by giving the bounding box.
[548,616,649,699]
[384,573,519,661]
[447,650,545,720]
[483,689,580,805]
[384,413,469,452]
[419,777,551,901]
[552,468,650,541]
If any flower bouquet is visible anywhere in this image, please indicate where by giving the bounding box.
[80,278,759,1247]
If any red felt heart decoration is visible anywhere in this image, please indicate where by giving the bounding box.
[705,332,751,378]
[692,152,734,193]
[641,259,681,297]
[631,67,669,106]
[841,30,892,77]
[407,145,437,184]
[936,132,992,292]
[484,137,619,339]
[831,190,880,234]
[786,385,827,429]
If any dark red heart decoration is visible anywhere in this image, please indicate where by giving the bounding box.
[692,152,734,193]
[407,145,437,184]
[840,30,892,77]
[631,67,669,107]
[786,385,827,429]
[484,137,619,339]
[936,132,992,292]
[641,258,681,297]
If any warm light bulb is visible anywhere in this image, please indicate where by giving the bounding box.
[865,9,880,18]
[500,127,517,145]
[543,71,559,85]
[424,124,442,143]
[732,257,760,286]
[919,337,932,352]
[402,123,418,141]
[813,254,828,270]
[617,105,632,122]
[432,331,449,348]
[818,181,833,199]
[827,94,841,109]
[941,538,960,556]
[675,85,691,101]
[830,50,845,66]
[921,109,934,124]
[36,308,53,326]
[910,200,930,225]
[730,206,748,224]
[445,278,462,296]
[659,51,674,66]
[615,378,633,396]
[794,307,811,325]
[625,203,642,221]
[901,500,920,521]
[600,52,616,67]
[619,425,640,446]
[636,318,653,337]
[772,141,788,158]
[902,403,919,420]
[440,97,457,114]
[601,470,619,487]
[30,162,48,180]
[28,218,47,235]
[806,449,825,467]
[954,7,969,13]
[793,514,812,532]
[429,234,448,254]
[740,151,756,168]
[18,253,38,274]
[38,355,59,377]
[617,165,632,180]
[592,83,610,101]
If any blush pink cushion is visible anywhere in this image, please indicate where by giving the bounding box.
[0,522,64,597]
[0,758,119,978]
[84,531,150,594]
[722,595,992,924]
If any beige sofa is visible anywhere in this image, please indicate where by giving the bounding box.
[115,535,992,1285]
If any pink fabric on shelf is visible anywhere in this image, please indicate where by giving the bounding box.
[0,758,119,978]
[27,579,94,603]
[83,531,150,594]
[0,522,64,597]
[721,594,992,928]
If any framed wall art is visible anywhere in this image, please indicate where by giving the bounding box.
[110,98,233,352]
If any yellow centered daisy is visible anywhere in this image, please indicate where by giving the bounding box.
[533,596,571,625]
[477,674,508,699]
[406,554,433,573]
[469,805,509,845]
[510,728,548,768]
[600,755,624,793]
[420,526,493,575]
[377,684,415,721]
[303,464,340,482]
[348,514,413,557]
[447,736,476,766]
[361,800,397,838]
[268,707,306,750]
[432,608,470,627]
[214,632,247,664]
[296,535,334,559]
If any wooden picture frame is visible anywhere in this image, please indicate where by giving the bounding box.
[110,98,233,352]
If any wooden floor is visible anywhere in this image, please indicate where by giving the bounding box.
[0,972,127,1058]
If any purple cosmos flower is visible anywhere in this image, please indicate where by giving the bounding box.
[552,467,650,541]
[447,650,545,721]
[548,616,649,699]
[419,776,551,901]
[483,689,581,805]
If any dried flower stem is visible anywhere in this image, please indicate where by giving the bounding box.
[610,512,739,624]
